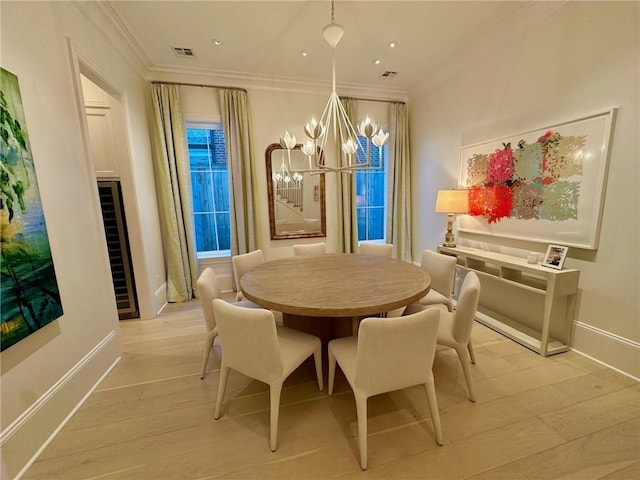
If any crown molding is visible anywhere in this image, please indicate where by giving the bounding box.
[147,66,409,103]
[75,1,408,103]
[72,0,151,75]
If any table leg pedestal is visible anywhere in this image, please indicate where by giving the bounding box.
[282,313,354,346]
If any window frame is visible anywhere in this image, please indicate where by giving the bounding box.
[355,134,389,243]
[185,120,231,259]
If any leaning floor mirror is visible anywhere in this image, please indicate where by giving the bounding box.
[266,143,326,240]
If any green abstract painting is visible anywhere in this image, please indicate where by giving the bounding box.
[1,67,63,351]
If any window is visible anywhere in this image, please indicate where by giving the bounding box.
[186,124,231,257]
[355,137,388,241]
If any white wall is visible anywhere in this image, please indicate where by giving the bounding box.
[0,2,163,477]
[409,1,639,378]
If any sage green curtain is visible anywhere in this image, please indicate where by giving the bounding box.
[149,83,198,302]
[219,89,259,256]
[386,102,413,262]
[336,97,359,253]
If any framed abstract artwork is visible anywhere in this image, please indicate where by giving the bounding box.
[458,108,616,249]
[1,67,63,351]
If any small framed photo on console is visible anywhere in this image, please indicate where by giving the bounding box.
[542,244,569,270]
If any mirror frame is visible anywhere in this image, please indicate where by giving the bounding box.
[266,143,326,240]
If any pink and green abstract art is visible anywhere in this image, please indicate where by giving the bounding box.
[465,130,585,224]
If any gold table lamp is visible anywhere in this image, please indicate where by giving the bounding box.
[435,189,468,247]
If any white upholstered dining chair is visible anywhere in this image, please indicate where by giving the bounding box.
[405,271,481,402]
[232,249,265,301]
[197,267,259,379]
[292,242,326,256]
[417,249,458,311]
[358,242,393,258]
[328,308,443,470]
[212,299,323,452]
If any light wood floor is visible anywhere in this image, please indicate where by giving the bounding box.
[25,299,639,479]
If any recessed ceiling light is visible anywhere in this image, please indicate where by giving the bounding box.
[372,58,381,65]
[299,50,309,57]
[211,39,223,46]
[389,41,398,49]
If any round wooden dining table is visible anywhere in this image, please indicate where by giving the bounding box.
[240,253,431,341]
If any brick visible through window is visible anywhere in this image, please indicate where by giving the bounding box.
[186,126,231,254]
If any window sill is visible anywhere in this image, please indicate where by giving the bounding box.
[198,250,231,260]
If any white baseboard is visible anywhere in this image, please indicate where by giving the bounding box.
[571,321,640,381]
[1,332,121,480]
[216,273,233,292]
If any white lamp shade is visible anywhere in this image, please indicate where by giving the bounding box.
[435,189,469,214]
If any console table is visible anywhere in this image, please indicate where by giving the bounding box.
[438,246,580,356]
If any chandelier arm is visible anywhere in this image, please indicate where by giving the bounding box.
[318,94,339,169]
[334,97,369,167]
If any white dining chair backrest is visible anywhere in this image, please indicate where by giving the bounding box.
[424,270,481,402]
[212,299,323,452]
[232,249,265,301]
[213,299,281,383]
[452,271,481,344]
[359,242,393,258]
[421,249,457,298]
[292,242,326,256]
[328,307,443,469]
[355,309,440,396]
[198,267,262,379]
[196,267,223,378]
[197,267,221,334]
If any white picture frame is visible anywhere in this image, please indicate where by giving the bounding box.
[542,244,569,270]
[458,108,617,250]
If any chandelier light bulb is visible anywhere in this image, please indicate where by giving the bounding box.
[304,118,324,140]
[280,131,296,150]
[301,141,315,157]
[342,138,358,156]
[358,117,378,138]
[372,130,390,148]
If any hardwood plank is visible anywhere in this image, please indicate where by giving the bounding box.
[23,299,639,480]
[466,418,640,480]
[539,386,640,441]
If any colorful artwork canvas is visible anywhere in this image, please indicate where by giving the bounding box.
[458,109,616,249]
[465,130,584,224]
[1,67,63,351]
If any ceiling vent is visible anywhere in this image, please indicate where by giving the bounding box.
[172,47,195,58]
[380,71,398,79]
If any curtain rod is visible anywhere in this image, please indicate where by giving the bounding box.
[340,96,405,105]
[150,81,247,93]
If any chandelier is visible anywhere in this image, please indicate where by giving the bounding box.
[279,0,389,174]
[272,151,303,190]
